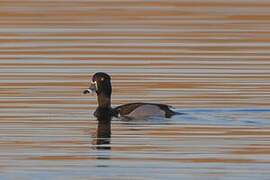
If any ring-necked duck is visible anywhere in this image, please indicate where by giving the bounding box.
[83,72,179,119]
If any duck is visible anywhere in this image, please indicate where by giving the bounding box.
[83,72,179,119]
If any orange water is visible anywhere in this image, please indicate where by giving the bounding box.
[1,0,270,179]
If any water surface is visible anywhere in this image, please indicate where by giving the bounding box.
[1,0,270,179]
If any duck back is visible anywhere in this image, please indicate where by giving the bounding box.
[113,103,176,118]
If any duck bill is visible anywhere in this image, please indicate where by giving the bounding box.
[83,81,97,94]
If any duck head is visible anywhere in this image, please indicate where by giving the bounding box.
[83,72,112,108]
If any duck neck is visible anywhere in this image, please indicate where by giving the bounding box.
[97,93,111,108]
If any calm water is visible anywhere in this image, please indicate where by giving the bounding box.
[1,0,270,179]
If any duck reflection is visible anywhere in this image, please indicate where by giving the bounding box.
[92,110,112,150]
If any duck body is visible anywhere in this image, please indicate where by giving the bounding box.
[84,72,179,119]
[113,103,176,118]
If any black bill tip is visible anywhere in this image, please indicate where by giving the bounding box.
[83,89,91,94]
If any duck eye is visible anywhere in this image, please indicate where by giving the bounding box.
[101,77,105,81]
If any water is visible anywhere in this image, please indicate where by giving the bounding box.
[1,0,270,179]
[1,109,270,179]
